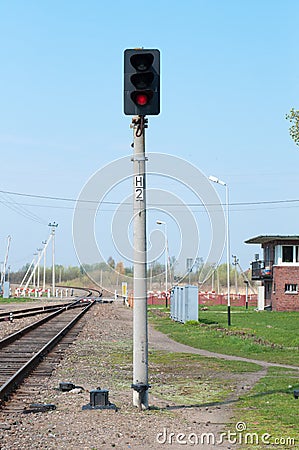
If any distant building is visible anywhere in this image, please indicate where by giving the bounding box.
[245,235,299,311]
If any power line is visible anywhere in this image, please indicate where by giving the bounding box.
[0,193,47,225]
[2,199,299,213]
[1,188,299,208]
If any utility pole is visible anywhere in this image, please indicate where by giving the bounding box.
[1,235,11,292]
[131,115,148,410]
[33,253,37,287]
[237,260,256,295]
[232,255,239,295]
[42,240,47,291]
[37,248,42,290]
[48,222,58,296]
[19,257,35,289]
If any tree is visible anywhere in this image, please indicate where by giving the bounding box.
[115,261,125,275]
[107,256,115,269]
[286,108,299,146]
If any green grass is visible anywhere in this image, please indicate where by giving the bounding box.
[100,341,262,407]
[199,306,299,347]
[61,335,261,409]
[233,367,299,449]
[148,306,299,447]
[148,351,260,406]
[0,297,37,304]
[148,306,299,365]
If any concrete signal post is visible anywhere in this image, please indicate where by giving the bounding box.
[124,48,160,410]
[131,116,149,410]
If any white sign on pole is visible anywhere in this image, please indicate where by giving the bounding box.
[135,175,144,201]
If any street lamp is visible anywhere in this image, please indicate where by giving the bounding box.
[209,175,231,326]
[156,220,169,306]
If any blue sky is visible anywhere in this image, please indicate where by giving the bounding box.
[0,0,299,276]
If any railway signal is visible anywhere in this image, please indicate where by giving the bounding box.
[124,47,161,410]
[124,49,160,116]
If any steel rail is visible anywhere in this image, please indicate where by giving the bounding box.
[0,300,95,405]
[0,302,75,321]
[0,300,81,348]
[56,285,102,296]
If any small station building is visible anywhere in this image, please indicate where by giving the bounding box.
[245,235,299,311]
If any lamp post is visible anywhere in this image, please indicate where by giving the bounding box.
[209,175,231,326]
[156,220,169,307]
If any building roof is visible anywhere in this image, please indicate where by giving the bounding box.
[245,235,299,244]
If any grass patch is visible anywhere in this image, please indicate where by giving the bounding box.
[148,306,299,365]
[0,297,37,304]
[233,367,299,448]
[67,334,261,408]
[149,351,260,406]
[148,306,299,444]
[199,307,299,348]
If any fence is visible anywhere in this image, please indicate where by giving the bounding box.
[198,292,257,307]
[129,291,258,308]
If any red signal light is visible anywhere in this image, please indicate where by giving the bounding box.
[131,90,153,107]
[136,93,148,105]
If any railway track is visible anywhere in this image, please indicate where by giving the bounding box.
[0,300,95,410]
[0,285,102,322]
[0,301,76,322]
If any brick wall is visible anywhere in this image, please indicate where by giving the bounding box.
[272,266,299,311]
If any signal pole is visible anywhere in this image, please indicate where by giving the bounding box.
[131,115,149,410]
[124,48,160,410]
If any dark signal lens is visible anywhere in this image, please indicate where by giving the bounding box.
[130,53,154,71]
[131,72,154,89]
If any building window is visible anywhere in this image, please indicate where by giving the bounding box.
[282,246,293,263]
[265,246,270,263]
[285,284,298,293]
